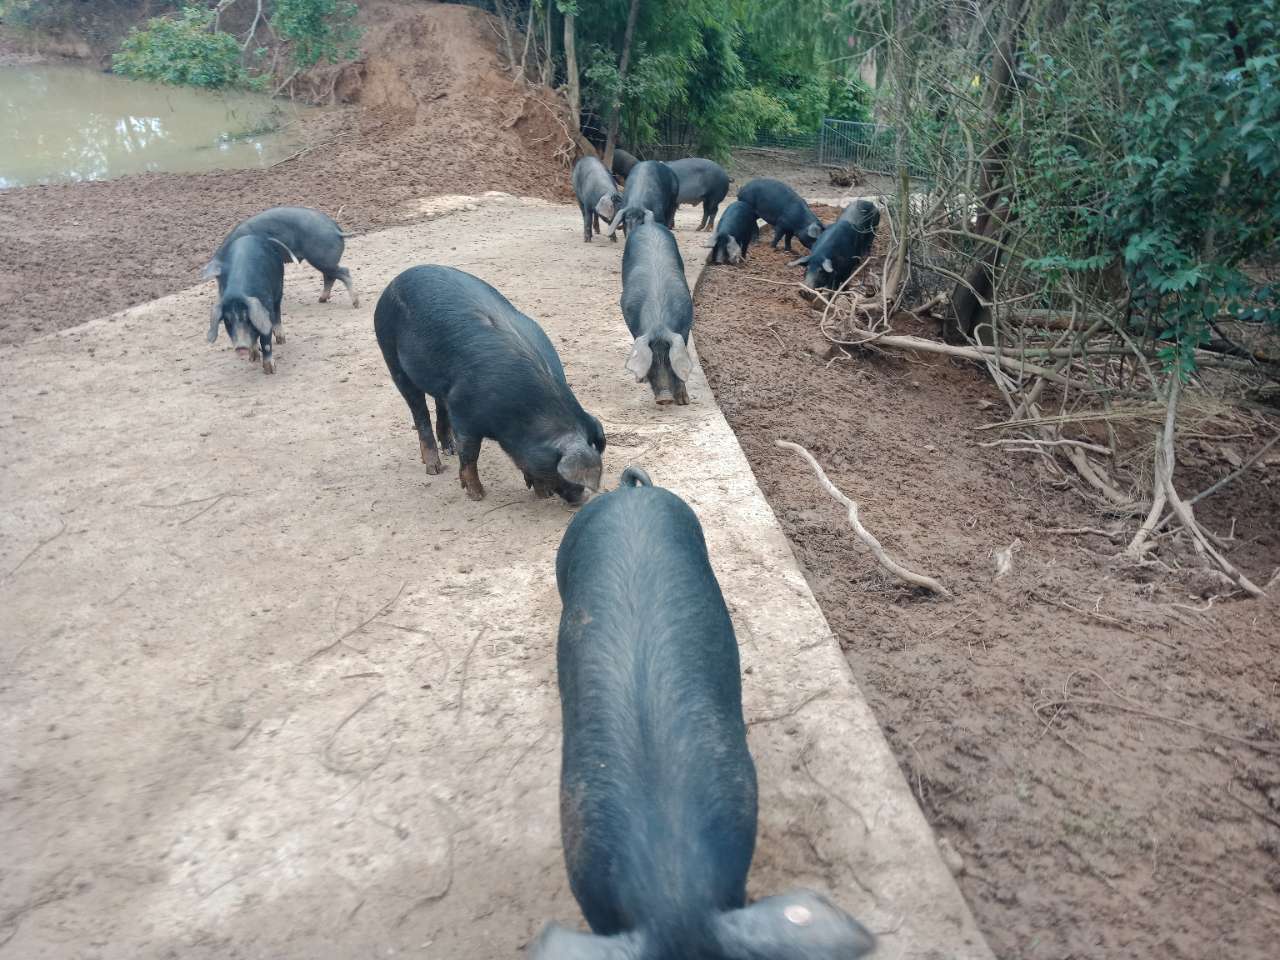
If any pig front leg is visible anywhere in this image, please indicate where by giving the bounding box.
[260,333,275,374]
[457,435,486,501]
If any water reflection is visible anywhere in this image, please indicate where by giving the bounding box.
[0,65,316,188]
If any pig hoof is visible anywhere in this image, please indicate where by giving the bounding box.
[440,439,456,456]
[460,465,485,500]
[419,438,443,473]
[262,358,276,374]
[273,328,286,344]
[319,293,330,303]
[250,346,261,362]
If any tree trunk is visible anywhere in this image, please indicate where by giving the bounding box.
[542,1,554,86]
[602,0,642,172]
[562,9,580,131]
[945,0,1029,343]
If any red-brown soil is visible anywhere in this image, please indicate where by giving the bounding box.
[693,216,1280,959]
[0,0,573,345]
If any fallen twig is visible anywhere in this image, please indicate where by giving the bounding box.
[1033,696,1280,755]
[978,437,1112,455]
[776,440,951,597]
[302,581,408,664]
[3,517,66,580]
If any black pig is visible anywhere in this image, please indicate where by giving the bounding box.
[705,200,760,265]
[791,199,880,292]
[204,206,359,306]
[736,178,824,251]
[666,157,732,231]
[621,213,694,405]
[535,466,876,960]
[607,160,679,237]
[373,266,605,504]
[572,156,624,243]
[206,234,287,374]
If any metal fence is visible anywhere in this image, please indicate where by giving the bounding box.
[818,119,928,179]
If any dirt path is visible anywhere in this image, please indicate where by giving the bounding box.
[0,197,988,959]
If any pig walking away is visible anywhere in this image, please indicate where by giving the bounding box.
[666,157,732,231]
[535,467,876,960]
[737,178,824,251]
[610,147,639,181]
[621,212,694,405]
[607,160,680,237]
[373,265,605,504]
[571,157,624,243]
[206,234,286,374]
[792,199,881,292]
[705,200,759,265]
[204,206,359,307]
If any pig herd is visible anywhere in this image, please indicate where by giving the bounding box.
[199,158,878,958]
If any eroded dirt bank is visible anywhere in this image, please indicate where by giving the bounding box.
[693,227,1280,960]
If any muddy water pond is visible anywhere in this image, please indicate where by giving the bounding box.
[0,65,318,188]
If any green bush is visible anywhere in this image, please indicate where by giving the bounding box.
[272,0,361,70]
[112,5,253,89]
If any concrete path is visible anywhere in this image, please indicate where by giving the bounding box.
[0,195,990,959]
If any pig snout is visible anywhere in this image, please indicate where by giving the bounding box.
[231,324,255,355]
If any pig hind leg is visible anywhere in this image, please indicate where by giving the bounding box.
[457,434,486,501]
[331,266,359,308]
[388,366,444,475]
[700,199,720,231]
[434,399,456,455]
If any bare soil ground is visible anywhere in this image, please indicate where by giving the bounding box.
[692,216,1280,959]
[0,0,574,345]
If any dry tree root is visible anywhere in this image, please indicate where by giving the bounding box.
[1127,375,1265,597]
[776,440,951,598]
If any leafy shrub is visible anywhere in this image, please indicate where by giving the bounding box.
[113,5,253,89]
[272,0,361,70]
[828,75,873,125]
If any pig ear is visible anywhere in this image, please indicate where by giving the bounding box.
[822,258,835,273]
[201,259,222,280]
[788,255,810,267]
[528,923,641,960]
[625,335,653,382]
[667,332,693,382]
[807,222,822,238]
[246,297,273,336]
[267,237,300,263]
[557,443,602,493]
[207,303,222,343]
[712,890,876,960]
[642,209,655,225]
[595,194,617,220]
[607,208,626,236]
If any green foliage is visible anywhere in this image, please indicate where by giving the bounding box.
[271,0,361,70]
[1014,0,1280,372]
[828,75,874,124]
[112,5,254,89]
[570,0,872,157]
